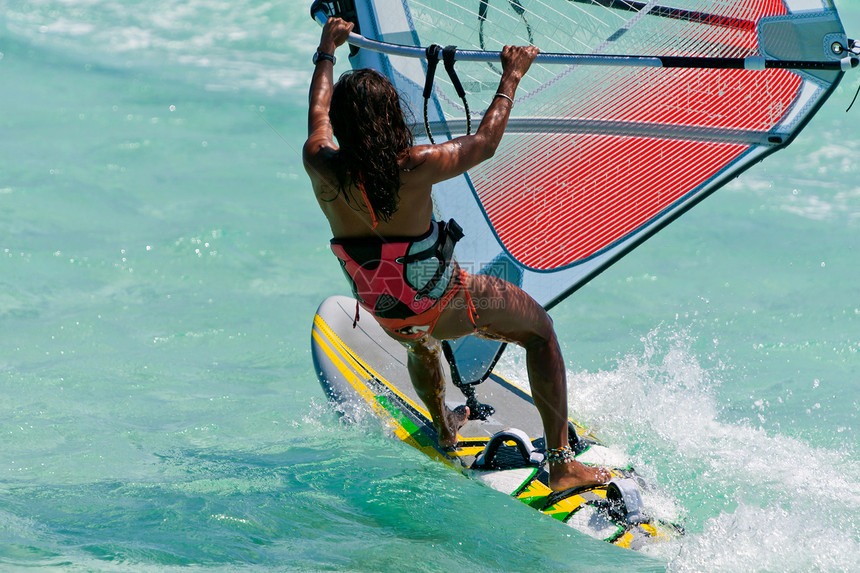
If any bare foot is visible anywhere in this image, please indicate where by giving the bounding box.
[549,459,611,491]
[434,405,470,448]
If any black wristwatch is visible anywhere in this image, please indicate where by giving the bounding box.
[313,50,336,65]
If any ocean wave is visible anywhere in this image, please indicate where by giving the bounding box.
[2,0,317,95]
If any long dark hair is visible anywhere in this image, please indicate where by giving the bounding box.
[329,69,414,222]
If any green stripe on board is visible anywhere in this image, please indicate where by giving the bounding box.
[376,394,435,448]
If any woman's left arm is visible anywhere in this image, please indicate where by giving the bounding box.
[303,18,354,181]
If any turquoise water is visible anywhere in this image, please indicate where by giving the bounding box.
[1,1,858,571]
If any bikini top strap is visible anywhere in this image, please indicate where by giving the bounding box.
[356,181,378,230]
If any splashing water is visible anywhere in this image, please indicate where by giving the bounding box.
[554,326,860,571]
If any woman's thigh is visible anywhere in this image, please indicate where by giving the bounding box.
[431,273,554,346]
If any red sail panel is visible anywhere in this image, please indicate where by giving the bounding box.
[545,0,799,131]
[468,0,802,271]
[551,67,801,131]
[471,136,748,270]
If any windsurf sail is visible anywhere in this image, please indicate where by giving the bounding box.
[311,0,857,390]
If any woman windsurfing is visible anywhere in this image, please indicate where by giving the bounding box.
[303,17,609,491]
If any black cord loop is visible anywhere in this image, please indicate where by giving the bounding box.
[422,44,472,143]
[422,44,442,144]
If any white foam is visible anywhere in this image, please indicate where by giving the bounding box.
[654,502,860,572]
[562,325,860,569]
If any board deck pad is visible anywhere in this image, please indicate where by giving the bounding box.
[312,295,683,549]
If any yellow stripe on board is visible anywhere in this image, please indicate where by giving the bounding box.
[640,522,669,539]
[312,326,434,456]
[613,531,635,548]
[313,314,433,421]
[450,443,486,458]
[314,313,480,450]
[544,494,586,519]
[311,327,403,434]
[516,478,553,501]
[312,314,455,465]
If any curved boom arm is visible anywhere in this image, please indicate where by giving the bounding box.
[311,4,858,72]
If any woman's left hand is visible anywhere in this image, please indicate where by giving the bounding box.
[319,17,354,53]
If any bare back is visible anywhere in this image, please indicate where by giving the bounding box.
[303,18,537,242]
[310,148,437,239]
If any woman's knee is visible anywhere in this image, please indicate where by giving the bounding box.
[402,334,442,360]
[523,310,557,350]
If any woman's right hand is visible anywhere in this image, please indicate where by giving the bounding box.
[500,45,539,82]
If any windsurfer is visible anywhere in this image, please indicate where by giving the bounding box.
[304,17,610,490]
